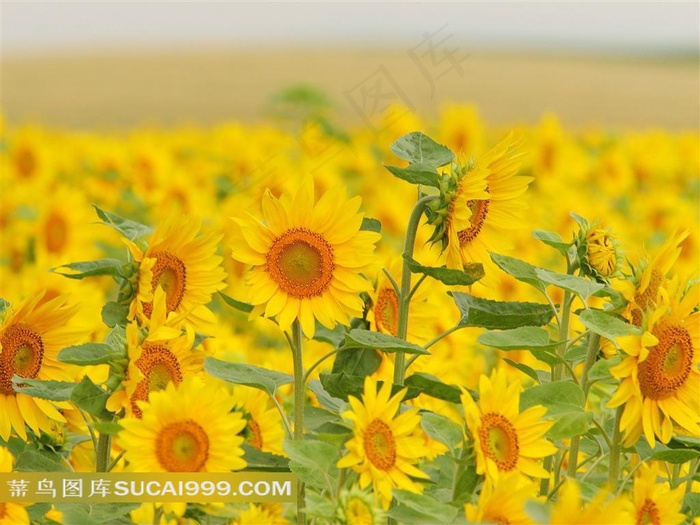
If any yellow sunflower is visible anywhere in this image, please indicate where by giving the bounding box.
[464,471,537,525]
[0,446,29,525]
[337,375,431,510]
[441,134,531,273]
[231,385,285,456]
[461,368,556,483]
[127,214,226,329]
[631,463,686,525]
[233,503,289,525]
[117,376,247,472]
[549,480,631,524]
[337,484,386,525]
[608,279,699,447]
[0,292,87,441]
[231,179,380,337]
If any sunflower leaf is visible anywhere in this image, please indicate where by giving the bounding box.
[421,412,463,451]
[490,253,546,293]
[451,293,554,329]
[535,268,605,302]
[0,298,10,316]
[404,256,484,286]
[14,450,68,472]
[55,503,139,525]
[532,230,572,255]
[502,359,541,383]
[578,308,641,340]
[360,217,382,233]
[391,490,459,523]
[345,329,429,355]
[218,291,254,313]
[204,358,293,397]
[58,343,113,366]
[390,132,454,168]
[284,438,339,491]
[331,347,381,376]
[241,443,290,472]
[404,373,463,404]
[51,259,127,280]
[520,381,591,439]
[70,376,110,420]
[649,449,700,464]
[93,205,153,242]
[384,164,441,188]
[11,377,76,401]
[101,302,129,328]
[478,326,556,351]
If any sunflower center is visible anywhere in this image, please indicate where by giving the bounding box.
[266,228,334,298]
[635,498,660,525]
[457,197,490,247]
[638,325,693,400]
[144,251,187,317]
[156,419,209,472]
[479,412,519,471]
[14,146,37,178]
[374,288,399,336]
[484,514,510,525]
[364,418,397,471]
[130,344,183,418]
[345,497,374,525]
[44,212,68,254]
[246,418,264,450]
[0,324,44,396]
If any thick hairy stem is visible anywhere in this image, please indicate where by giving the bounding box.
[95,432,112,473]
[291,320,306,525]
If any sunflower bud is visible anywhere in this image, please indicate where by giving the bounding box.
[573,213,623,283]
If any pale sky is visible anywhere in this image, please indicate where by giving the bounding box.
[3,2,698,55]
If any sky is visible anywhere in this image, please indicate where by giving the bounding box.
[3,2,698,55]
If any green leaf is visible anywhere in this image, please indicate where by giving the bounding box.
[218,291,254,313]
[14,450,68,472]
[55,503,139,525]
[360,217,382,233]
[503,359,540,383]
[101,302,129,328]
[649,449,700,463]
[404,256,484,286]
[204,358,293,397]
[12,378,76,401]
[332,347,381,377]
[384,164,441,188]
[421,412,463,450]
[242,443,290,472]
[593,286,628,312]
[93,205,153,241]
[313,322,346,346]
[105,325,127,353]
[284,439,339,491]
[92,421,123,435]
[320,372,419,402]
[520,381,591,439]
[578,309,641,340]
[404,373,462,404]
[490,253,546,293]
[345,329,430,355]
[684,493,700,517]
[70,376,110,419]
[58,343,112,365]
[308,379,345,413]
[390,132,454,167]
[391,490,459,523]
[532,230,572,254]
[478,326,555,351]
[52,259,126,280]
[535,268,605,302]
[0,298,10,316]
[587,355,620,382]
[452,292,554,329]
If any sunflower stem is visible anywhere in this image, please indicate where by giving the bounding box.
[608,405,624,490]
[95,432,111,473]
[567,332,601,479]
[291,319,307,525]
[394,196,434,387]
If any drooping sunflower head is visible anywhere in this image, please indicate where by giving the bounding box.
[231,179,380,337]
[573,213,624,283]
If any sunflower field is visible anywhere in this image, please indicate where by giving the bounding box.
[0,100,698,525]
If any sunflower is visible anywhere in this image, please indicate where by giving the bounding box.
[230,179,380,337]
[464,471,536,525]
[337,375,431,510]
[0,446,29,525]
[337,485,386,525]
[607,279,699,447]
[631,463,686,525]
[127,214,227,329]
[461,368,556,483]
[233,503,289,525]
[0,292,87,441]
[549,480,632,524]
[231,385,285,456]
[573,215,624,283]
[117,376,247,472]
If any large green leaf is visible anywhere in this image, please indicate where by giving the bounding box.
[14,450,68,472]
[55,503,139,525]
[345,329,429,355]
[101,302,129,328]
[52,259,128,280]
[490,253,546,293]
[390,132,454,167]
[242,443,290,471]
[535,268,605,302]
[284,439,339,491]
[649,449,700,464]
[384,164,441,188]
[12,378,76,401]
[404,256,484,286]
[71,376,110,419]
[578,308,641,340]
[452,292,554,329]
[331,347,381,377]
[390,490,459,524]
[93,205,153,241]
[520,381,591,439]
[532,230,572,255]
[204,358,293,397]
[478,326,556,351]
[421,412,463,451]
[404,373,462,404]
[58,343,113,366]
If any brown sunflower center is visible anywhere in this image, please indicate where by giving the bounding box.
[374,288,399,336]
[44,212,68,254]
[143,251,187,317]
[0,323,44,396]
[246,418,264,450]
[632,269,664,326]
[479,412,519,471]
[130,344,183,418]
[156,419,209,472]
[638,325,693,400]
[14,146,37,178]
[635,498,660,525]
[266,228,334,298]
[484,514,510,525]
[457,198,490,247]
[364,418,397,471]
[345,497,374,525]
[0,502,6,519]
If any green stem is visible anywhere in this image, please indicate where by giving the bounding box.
[608,406,624,490]
[540,456,553,496]
[393,196,434,387]
[567,333,601,479]
[291,320,306,525]
[552,291,572,382]
[107,450,126,472]
[303,348,341,383]
[152,504,163,525]
[95,432,112,473]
